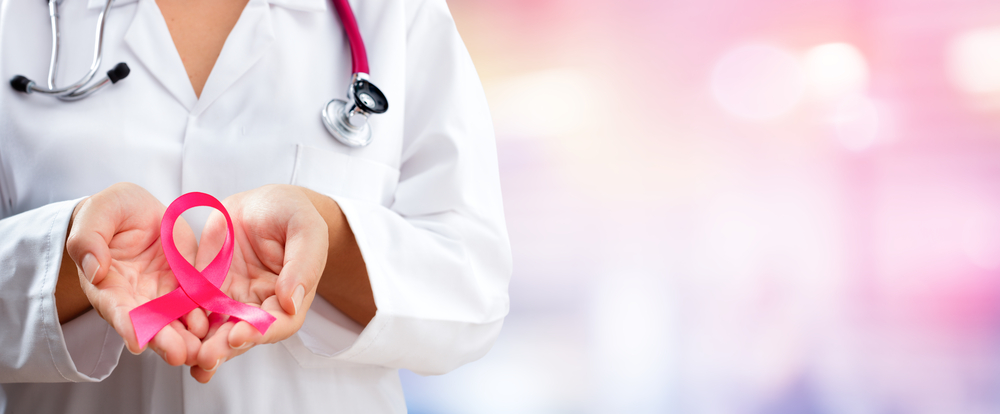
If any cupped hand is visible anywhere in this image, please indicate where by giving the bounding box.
[190,184,329,383]
[65,182,209,366]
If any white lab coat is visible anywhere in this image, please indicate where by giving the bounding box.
[0,0,511,411]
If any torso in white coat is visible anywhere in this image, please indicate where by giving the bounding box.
[0,0,511,412]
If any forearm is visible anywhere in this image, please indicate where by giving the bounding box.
[55,200,92,324]
[301,188,376,327]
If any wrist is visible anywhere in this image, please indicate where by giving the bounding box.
[297,187,344,235]
[57,197,93,324]
[67,196,89,238]
[296,187,376,326]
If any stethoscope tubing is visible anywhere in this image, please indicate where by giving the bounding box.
[13,0,388,146]
[31,0,116,99]
[331,0,369,75]
[20,0,372,96]
[47,0,60,89]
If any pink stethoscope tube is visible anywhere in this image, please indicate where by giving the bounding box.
[322,0,389,147]
[331,0,369,75]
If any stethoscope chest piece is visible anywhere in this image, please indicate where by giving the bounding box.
[322,75,388,148]
[323,98,372,147]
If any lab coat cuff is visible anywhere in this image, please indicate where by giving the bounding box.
[0,197,121,383]
[291,195,372,359]
[288,194,505,374]
[45,198,123,382]
[318,195,395,360]
[60,310,125,381]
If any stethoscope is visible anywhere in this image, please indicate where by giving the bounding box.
[8,0,388,148]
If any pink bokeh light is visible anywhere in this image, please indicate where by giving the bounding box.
[400,1,1000,413]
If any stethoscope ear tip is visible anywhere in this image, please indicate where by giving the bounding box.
[10,75,32,93]
[107,63,130,84]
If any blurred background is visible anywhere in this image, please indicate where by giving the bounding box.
[400,0,1000,412]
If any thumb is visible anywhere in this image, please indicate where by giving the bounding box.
[65,197,115,285]
[275,211,328,316]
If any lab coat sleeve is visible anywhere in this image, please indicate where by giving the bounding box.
[293,0,511,375]
[0,199,125,383]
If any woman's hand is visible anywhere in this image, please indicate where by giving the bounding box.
[190,185,328,383]
[64,182,207,366]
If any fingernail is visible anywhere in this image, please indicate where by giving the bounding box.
[231,342,252,350]
[128,346,142,355]
[82,254,99,283]
[291,285,305,315]
[205,358,222,372]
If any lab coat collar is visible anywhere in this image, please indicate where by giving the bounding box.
[122,0,197,109]
[268,0,328,13]
[122,0,276,114]
[87,0,327,12]
[87,0,139,9]
[191,0,276,115]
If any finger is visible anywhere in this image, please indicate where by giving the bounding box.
[182,308,210,339]
[218,321,259,366]
[274,212,328,316]
[171,320,204,367]
[113,313,142,355]
[194,321,236,383]
[94,290,143,355]
[148,323,188,366]
[190,321,260,385]
[82,267,164,355]
[190,364,216,384]
[206,319,265,364]
[242,295,308,346]
[67,183,164,286]
[206,312,229,335]
[65,197,114,285]
[153,320,204,367]
[227,320,263,349]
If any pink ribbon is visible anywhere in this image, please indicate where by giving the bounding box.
[129,192,276,348]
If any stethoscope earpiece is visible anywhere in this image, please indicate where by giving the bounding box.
[9,61,128,98]
[9,0,129,100]
[10,76,32,93]
[15,0,385,147]
[107,63,130,84]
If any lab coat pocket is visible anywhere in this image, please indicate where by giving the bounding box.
[290,144,399,207]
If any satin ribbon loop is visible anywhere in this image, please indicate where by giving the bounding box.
[129,192,276,348]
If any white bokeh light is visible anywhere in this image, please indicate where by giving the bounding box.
[711,44,805,121]
[485,68,597,139]
[947,26,1000,96]
[804,43,870,99]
